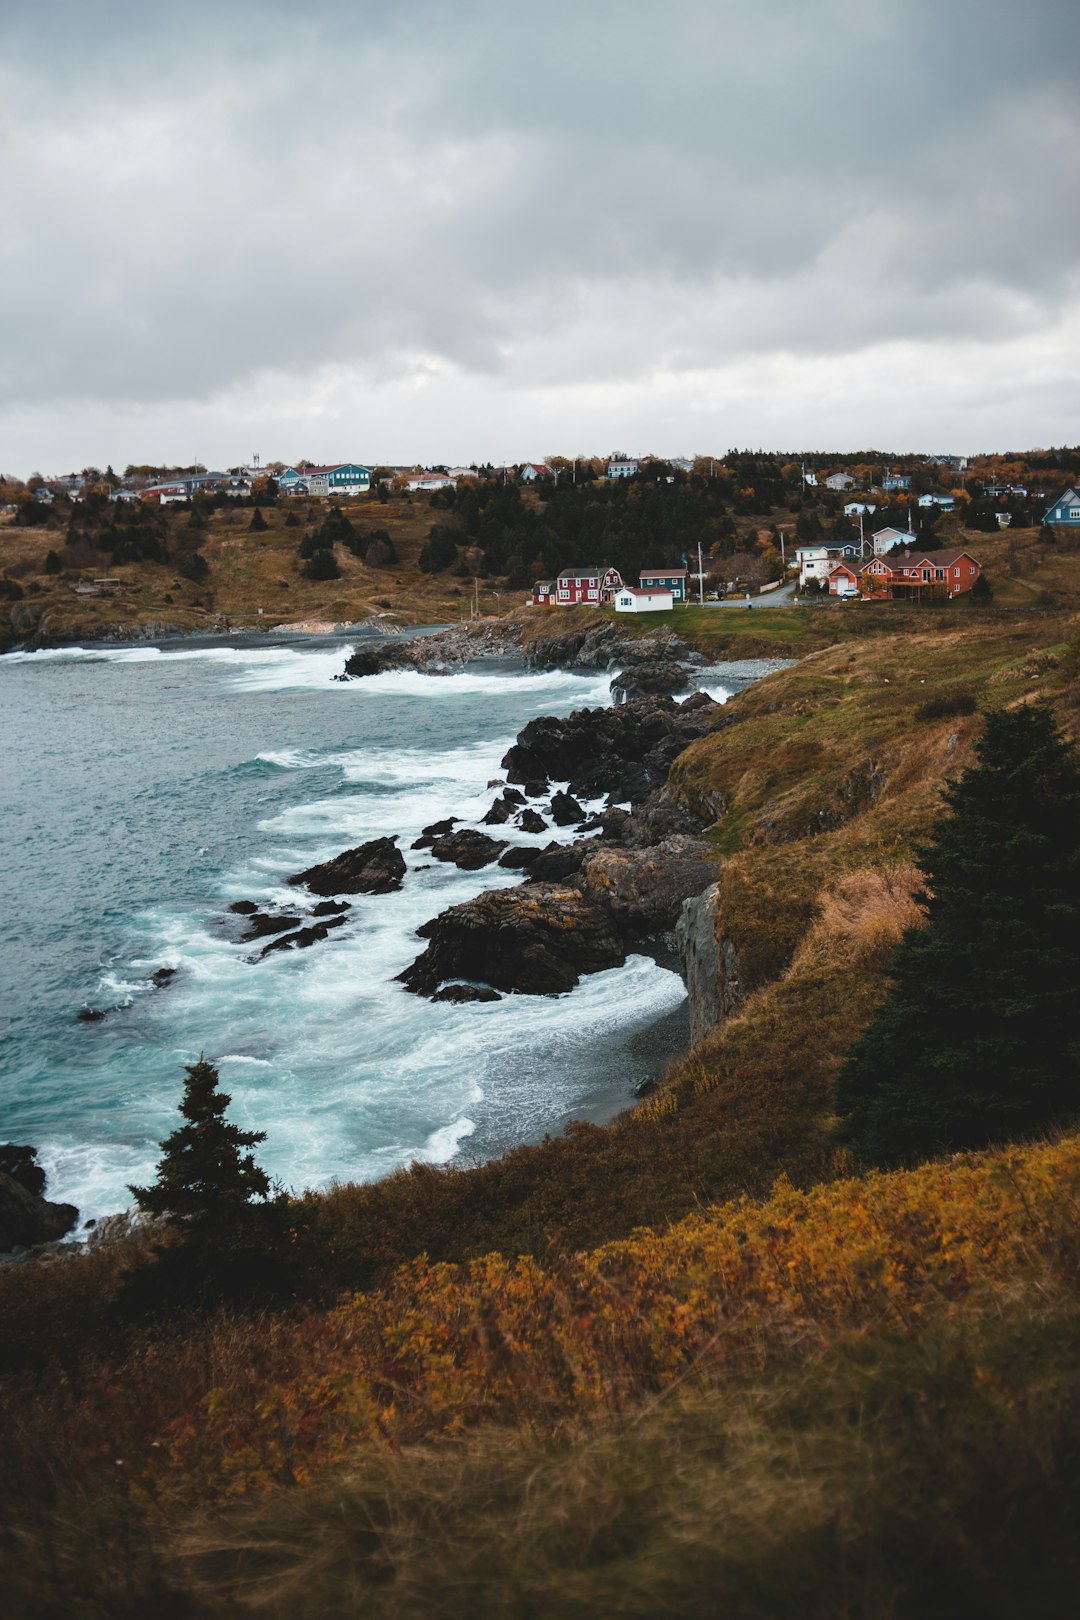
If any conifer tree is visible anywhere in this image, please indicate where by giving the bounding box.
[835,705,1080,1163]
[130,1058,270,1223]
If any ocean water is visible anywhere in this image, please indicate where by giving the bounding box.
[0,634,767,1224]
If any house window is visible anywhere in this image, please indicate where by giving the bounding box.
[954,567,960,576]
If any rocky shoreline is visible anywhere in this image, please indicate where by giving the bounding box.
[340,617,709,701]
[331,626,734,1002]
[2,625,749,1255]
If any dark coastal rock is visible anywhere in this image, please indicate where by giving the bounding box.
[502,788,526,806]
[241,911,304,942]
[342,622,521,680]
[501,694,723,807]
[481,796,514,826]
[228,900,259,915]
[150,966,178,987]
[525,841,592,882]
[340,641,417,677]
[0,1146,78,1253]
[257,915,346,958]
[289,836,405,895]
[523,779,548,797]
[398,883,626,997]
[429,828,508,870]
[517,807,548,834]
[0,1145,46,1198]
[430,983,502,1003]
[610,661,690,703]
[311,899,351,916]
[76,1007,107,1022]
[578,836,717,935]
[411,817,459,850]
[549,790,586,826]
[497,846,538,870]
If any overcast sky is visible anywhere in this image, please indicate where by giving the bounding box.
[2,0,1078,474]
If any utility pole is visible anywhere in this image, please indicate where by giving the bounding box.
[697,540,705,606]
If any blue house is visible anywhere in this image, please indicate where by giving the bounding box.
[1044,486,1080,527]
[640,567,688,601]
[279,463,371,497]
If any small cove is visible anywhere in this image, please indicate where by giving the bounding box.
[0,632,778,1222]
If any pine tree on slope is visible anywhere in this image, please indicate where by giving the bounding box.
[130,1057,270,1224]
[834,705,1080,1164]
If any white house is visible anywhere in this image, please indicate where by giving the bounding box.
[871,524,912,556]
[615,584,673,613]
[844,501,877,517]
[406,472,455,492]
[518,463,550,482]
[918,492,956,510]
[607,460,639,479]
[795,544,833,587]
[825,472,855,491]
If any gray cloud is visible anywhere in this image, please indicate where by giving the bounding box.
[1,0,1078,459]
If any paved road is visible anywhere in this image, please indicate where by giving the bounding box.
[696,581,799,609]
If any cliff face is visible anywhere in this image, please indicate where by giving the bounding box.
[0,1146,78,1253]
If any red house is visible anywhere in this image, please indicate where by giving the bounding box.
[889,550,981,597]
[531,565,623,606]
[828,549,981,601]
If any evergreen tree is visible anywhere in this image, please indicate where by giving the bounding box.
[130,1058,270,1223]
[835,706,1080,1164]
[249,506,268,532]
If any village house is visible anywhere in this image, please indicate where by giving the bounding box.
[871,524,913,556]
[917,492,956,510]
[607,460,639,479]
[825,472,856,491]
[845,501,878,517]
[795,544,834,588]
[1044,486,1080,527]
[531,565,622,606]
[615,584,674,614]
[518,463,551,482]
[639,566,688,601]
[828,549,981,601]
[881,472,912,492]
[406,471,454,493]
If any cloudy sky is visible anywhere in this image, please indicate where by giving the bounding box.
[2,0,1078,474]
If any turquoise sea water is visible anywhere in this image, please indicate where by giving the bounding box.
[0,635,760,1223]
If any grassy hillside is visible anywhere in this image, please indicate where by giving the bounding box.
[3,1130,1079,1617]
[0,493,495,644]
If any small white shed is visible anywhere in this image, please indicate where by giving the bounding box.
[615,585,674,613]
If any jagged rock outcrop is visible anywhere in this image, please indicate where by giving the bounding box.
[676,884,723,1045]
[412,817,459,850]
[517,807,547,834]
[240,911,303,942]
[0,1146,78,1253]
[675,883,746,1045]
[524,624,704,674]
[578,836,717,935]
[257,915,347,958]
[341,621,522,678]
[502,694,724,805]
[288,836,405,895]
[429,828,508,870]
[610,661,691,703]
[398,884,626,996]
[549,790,586,826]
